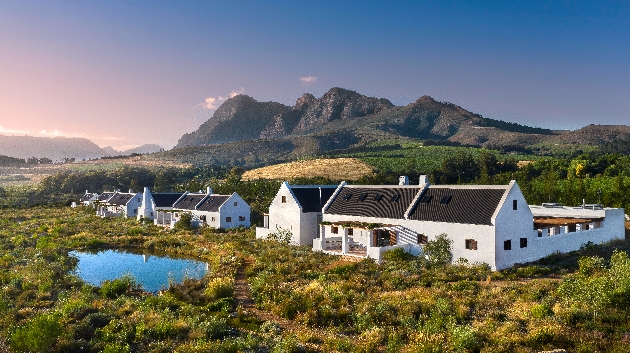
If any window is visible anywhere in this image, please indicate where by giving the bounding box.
[417,234,428,244]
[211,217,215,222]
[390,195,400,202]
[234,201,238,206]
[343,193,352,201]
[513,200,518,210]
[537,229,543,237]
[331,226,339,234]
[226,217,232,222]
[281,196,286,203]
[347,228,353,235]
[583,223,590,230]
[373,194,382,201]
[137,198,140,202]
[134,209,138,214]
[440,196,452,205]
[420,195,433,204]
[239,216,245,221]
[465,239,477,250]
[504,239,512,251]
[520,237,527,248]
[200,215,206,222]
[568,224,576,233]
[358,194,368,201]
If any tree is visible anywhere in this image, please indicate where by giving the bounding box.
[438,151,480,184]
[421,233,453,267]
[174,212,194,231]
[267,225,293,245]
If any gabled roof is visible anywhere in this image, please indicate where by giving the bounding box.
[108,193,137,206]
[325,186,423,219]
[152,193,186,208]
[97,192,115,201]
[196,195,230,212]
[80,193,98,202]
[173,193,206,210]
[408,186,507,225]
[290,186,338,213]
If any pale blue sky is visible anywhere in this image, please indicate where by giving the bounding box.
[1,1,628,149]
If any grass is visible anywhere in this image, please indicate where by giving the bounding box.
[241,157,374,181]
[1,206,630,352]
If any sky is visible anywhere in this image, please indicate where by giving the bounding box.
[1,1,629,150]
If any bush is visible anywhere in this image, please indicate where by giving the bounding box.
[174,212,194,231]
[206,277,234,301]
[422,233,453,267]
[201,316,230,339]
[531,303,554,319]
[99,274,138,299]
[10,312,63,352]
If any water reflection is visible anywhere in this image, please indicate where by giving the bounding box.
[70,249,208,293]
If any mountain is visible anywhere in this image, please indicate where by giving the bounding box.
[166,87,630,168]
[175,87,554,150]
[175,87,394,148]
[122,144,164,155]
[101,146,119,156]
[0,135,107,161]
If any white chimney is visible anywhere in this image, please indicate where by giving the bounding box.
[399,176,409,185]
[207,186,213,195]
[419,175,430,187]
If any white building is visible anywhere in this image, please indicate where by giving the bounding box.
[155,187,251,229]
[96,190,142,218]
[79,190,99,206]
[256,182,338,245]
[312,178,625,270]
[137,187,185,222]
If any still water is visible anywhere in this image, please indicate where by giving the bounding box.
[70,249,208,293]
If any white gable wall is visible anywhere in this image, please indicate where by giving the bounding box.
[262,183,304,244]
[218,193,251,229]
[492,182,537,270]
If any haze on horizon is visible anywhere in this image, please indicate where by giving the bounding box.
[1,1,628,150]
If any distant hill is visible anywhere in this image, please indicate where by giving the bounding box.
[0,135,164,162]
[0,135,107,161]
[241,158,373,181]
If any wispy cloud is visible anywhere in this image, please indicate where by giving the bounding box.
[0,125,30,135]
[202,87,245,110]
[300,76,317,85]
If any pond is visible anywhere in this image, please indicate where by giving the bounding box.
[70,249,208,293]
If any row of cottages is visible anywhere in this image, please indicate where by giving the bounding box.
[145,187,251,229]
[86,187,251,229]
[258,177,625,270]
[95,190,143,218]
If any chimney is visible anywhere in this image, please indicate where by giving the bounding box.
[399,176,409,185]
[85,190,89,194]
[207,186,213,195]
[419,175,430,187]
[129,189,133,193]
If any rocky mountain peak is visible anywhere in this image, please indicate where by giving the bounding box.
[294,93,316,110]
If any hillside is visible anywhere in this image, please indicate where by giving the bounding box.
[0,135,107,161]
[241,158,373,181]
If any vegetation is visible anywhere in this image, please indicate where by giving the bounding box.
[0,206,629,352]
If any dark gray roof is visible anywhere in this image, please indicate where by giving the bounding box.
[291,186,338,213]
[152,193,185,208]
[408,187,506,225]
[196,195,230,212]
[97,192,115,201]
[173,194,206,210]
[325,186,422,219]
[80,193,97,202]
[108,193,137,206]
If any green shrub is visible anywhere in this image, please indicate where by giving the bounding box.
[383,247,415,262]
[174,213,194,231]
[450,325,479,352]
[530,303,554,319]
[10,312,62,353]
[206,277,234,301]
[99,274,138,299]
[201,316,230,339]
[422,233,453,267]
[102,342,131,353]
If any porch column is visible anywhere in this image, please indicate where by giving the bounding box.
[342,227,349,254]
